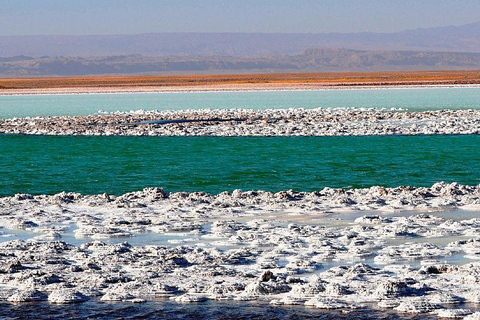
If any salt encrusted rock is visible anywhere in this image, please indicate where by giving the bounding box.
[377,299,400,308]
[260,270,275,282]
[447,238,480,258]
[465,312,480,320]
[433,309,473,318]
[354,215,393,224]
[52,192,82,204]
[269,296,305,305]
[290,282,326,296]
[212,220,250,236]
[230,294,256,302]
[322,263,381,280]
[142,187,168,200]
[0,259,23,273]
[130,298,147,303]
[286,257,322,274]
[100,292,136,301]
[206,282,245,295]
[243,280,291,296]
[3,183,480,217]
[374,242,452,264]
[34,231,62,241]
[463,290,480,303]
[373,279,415,298]
[2,218,38,230]
[13,194,34,201]
[7,289,48,302]
[427,292,464,304]
[100,286,136,301]
[323,283,352,297]
[173,294,208,303]
[305,297,348,309]
[48,289,88,304]
[418,263,457,274]
[74,225,132,239]
[394,300,440,314]
[257,257,282,269]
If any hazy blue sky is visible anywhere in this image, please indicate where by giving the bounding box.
[1,0,479,35]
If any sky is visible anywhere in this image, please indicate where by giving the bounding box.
[0,0,479,36]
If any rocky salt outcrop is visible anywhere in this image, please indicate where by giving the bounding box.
[0,183,480,315]
[48,289,89,304]
[7,289,48,302]
[394,299,440,313]
[1,108,480,137]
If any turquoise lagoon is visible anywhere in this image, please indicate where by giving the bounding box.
[0,135,478,196]
[0,87,479,119]
[0,87,478,196]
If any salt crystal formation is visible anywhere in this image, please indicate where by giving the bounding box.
[1,108,480,136]
[0,182,480,315]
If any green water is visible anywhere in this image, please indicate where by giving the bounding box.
[1,87,479,118]
[1,134,478,196]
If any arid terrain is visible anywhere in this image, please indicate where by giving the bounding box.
[1,70,480,95]
[2,49,480,77]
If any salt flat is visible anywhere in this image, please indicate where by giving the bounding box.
[1,183,480,317]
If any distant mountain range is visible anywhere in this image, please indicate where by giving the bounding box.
[2,48,480,76]
[1,21,480,57]
[1,22,479,76]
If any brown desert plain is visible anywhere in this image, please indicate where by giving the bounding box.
[1,70,480,94]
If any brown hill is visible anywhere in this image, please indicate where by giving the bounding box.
[1,48,480,77]
[0,21,479,58]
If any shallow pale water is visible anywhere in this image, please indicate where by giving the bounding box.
[0,87,479,118]
[1,135,478,196]
[2,210,476,268]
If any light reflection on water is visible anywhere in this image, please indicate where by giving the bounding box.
[2,87,480,118]
[2,208,480,268]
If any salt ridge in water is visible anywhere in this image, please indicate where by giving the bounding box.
[2,108,480,136]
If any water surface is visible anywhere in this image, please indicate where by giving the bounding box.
[1,135,478,196]
[0,300,436,320]
[0,87,479,118]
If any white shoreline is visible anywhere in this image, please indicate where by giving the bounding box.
[1,83,480,97]
[2,107,480,137]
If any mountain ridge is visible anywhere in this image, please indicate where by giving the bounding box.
[1,47,479,77]
[1,21,480,57]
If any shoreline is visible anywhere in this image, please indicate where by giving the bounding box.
[1,70,480,95]
[2,108,479,137]
[2,83,480,96]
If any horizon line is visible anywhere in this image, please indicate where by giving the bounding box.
[0,20,478,38]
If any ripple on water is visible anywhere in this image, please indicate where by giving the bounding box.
[0,300,440,320]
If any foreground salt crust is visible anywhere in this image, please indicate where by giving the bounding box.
[1,108,480,136]
[1,182,480,317]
